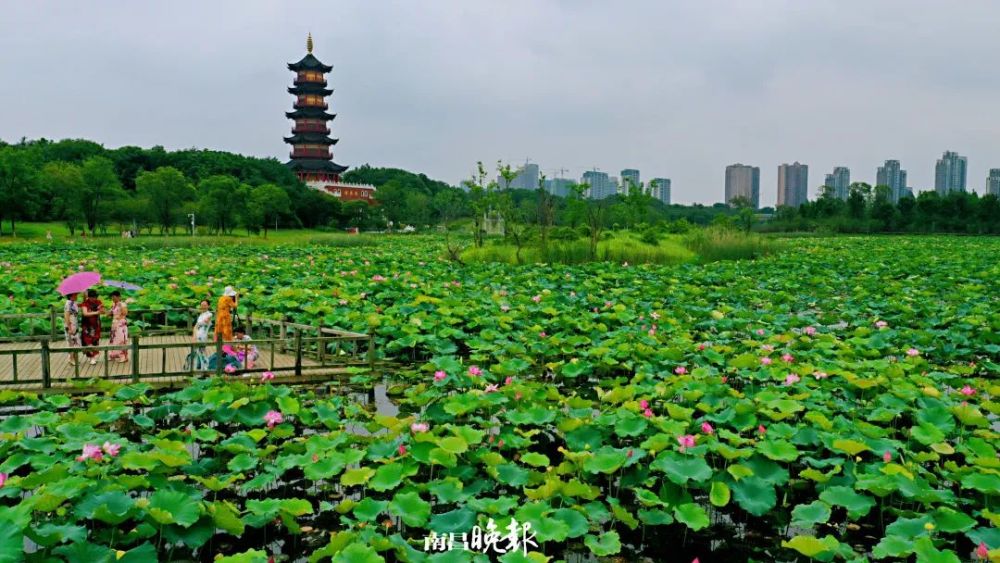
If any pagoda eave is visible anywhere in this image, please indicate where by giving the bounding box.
[284,134,339,145]
[286,159,349,174]
[287,54,333,73]
[288,85,333,96]
[285,110,336,120]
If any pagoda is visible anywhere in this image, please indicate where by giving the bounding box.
[285,34,375,202]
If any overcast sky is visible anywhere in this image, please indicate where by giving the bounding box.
[2,1,999,205]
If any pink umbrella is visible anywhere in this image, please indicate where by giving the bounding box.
[57,272,101,296]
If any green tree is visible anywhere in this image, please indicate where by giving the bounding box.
[870,185,897,231]
[79,156,124,234]
[135,166,195,234]
[197,175,244,234]
[536,173,556,254]
[0,147,38,236]
[846,182,871,222]
[41,161,86,235]
[374,179,407,229]
[569,184,608,259]
[245,184,291,238]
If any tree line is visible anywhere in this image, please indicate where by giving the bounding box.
[0,138,372,236]
[764,183,1000,234]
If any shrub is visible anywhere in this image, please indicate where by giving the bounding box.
[683,228,782,262]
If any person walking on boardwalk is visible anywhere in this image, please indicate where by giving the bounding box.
[107,290,129,363]
[215,286,238,343]
[191,299,213,370]
[80,289,104,365]
[64,293,81,366]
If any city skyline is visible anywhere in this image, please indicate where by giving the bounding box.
[2,2,1000,207]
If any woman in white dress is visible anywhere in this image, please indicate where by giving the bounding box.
[191,299,213,370]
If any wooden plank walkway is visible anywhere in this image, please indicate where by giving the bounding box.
[0,335,319,388]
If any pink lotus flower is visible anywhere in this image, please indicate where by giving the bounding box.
[261,371,275,381]
[960,385,976,396]
[976,542,989,560]
[906,348,920,357]
[875,320,888,329]
[371,275,386,281]
[650,312,660,320]
[761,344,775,352]
[312,454,319,463]
[804,326,816,336]
[484,384,499,393]
[532,295,541,303]
[698,343,707,351]
[102,442,121,457]
[397,444,407,456]
[643,409,653,418]
[639,399,649,409]
[760,357,773,366]
[813,371,828,379]
[504,376,513,386]
[500,304,510,312]
[224,364,236,374]
[604,301,613,308]
[433,370,447,382]
[76,444,103,462]
[411,422,429,433]
[674,366,688,375]
[626,449,634,458]
[264,410,284,428]
[648,329,656,336]
[338,299,348,305]
[514,391,523,400]
[784,373,801,385]
[468,365,482,377]
[498,439,505,448]
[701,422,714,435]
[758,425,766,435]
[539,331,547,338]
[677,435,697,448]
[883,451,892,462]
[756,329,765,336]
[592,307,599,313]
[782,353,794,363]
[0,473,7,488]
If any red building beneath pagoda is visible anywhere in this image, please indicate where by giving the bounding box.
[285,35,375,202]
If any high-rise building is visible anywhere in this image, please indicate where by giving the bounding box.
[582,170,615,200]
[498,163,540,191]
[777,162,809,207]
[876,160,908,203]
[823,166,851,200]
[935,151,967,195]
[649,178,671,205]
[987,169,1000,196]
[620,169,641,195]
[285,34,375,201]
[724,164,760,208]
[543,178,574,198]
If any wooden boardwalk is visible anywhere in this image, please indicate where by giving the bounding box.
[0,334,322,389]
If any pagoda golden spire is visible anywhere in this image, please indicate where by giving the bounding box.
[307,33,313,54]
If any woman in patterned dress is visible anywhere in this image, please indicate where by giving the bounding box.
[80,289,104,365]
[107,291,129,363]
[64,293,81,366]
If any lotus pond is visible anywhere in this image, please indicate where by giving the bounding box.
[0,235,999,562]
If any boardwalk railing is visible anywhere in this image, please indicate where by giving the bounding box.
[0,308,374,390]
